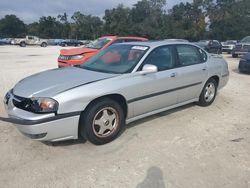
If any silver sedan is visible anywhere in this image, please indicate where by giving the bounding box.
[2,41,229,145]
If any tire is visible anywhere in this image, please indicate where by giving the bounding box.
[217,49,222,54]
[197,78,218,107]
[80,98,125,145]
[20,42,26,47]
[232,53,238,58]
[41,42,47,47]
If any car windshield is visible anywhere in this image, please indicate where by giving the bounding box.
[79,44,149,74]
[241,36,250,43]
[85,38,112,49]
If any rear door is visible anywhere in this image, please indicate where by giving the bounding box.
[174,44,208,103]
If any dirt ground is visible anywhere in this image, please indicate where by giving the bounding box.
[0,46,249,188]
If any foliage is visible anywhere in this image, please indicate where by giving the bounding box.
[0,0,249,41]
[0,15,26,37]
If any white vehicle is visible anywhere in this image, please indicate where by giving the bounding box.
[11,35,48,47]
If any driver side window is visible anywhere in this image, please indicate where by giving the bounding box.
[142,46,176,71]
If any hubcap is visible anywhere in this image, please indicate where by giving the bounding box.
[92,107,119,138]
[204,82,215,102]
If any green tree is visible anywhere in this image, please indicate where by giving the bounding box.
[207,0,250,40]
[71,12,103,39]
[103,4,132,35]
[38,16,62,38]
[164,1,206,41]
[130,0,166,39]
[27,22,39,36]
[0,15,26,37]
[58,13,71,39]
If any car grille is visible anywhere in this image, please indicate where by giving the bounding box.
[222,45,231,49]
[12,94,34,112]
[59,55,70,60]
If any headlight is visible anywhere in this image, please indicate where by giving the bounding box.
[30,98,58,113]
[3,90,12,104]
[70,55,84,60]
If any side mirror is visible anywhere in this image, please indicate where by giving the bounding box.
[140,64,158,75]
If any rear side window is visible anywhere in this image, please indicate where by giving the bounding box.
[176,45,205,66]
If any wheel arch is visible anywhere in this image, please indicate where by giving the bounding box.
[78,93,128,138]
[209,75,220,87]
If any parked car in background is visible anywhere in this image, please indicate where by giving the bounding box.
[164,39,189,42]
[59,39,84,47]
[3,41,229,144]
[11,35,48,47]
[221,40,237,54]
[0,38,5,45]
[194,40,222,54]
[0,38,12,45]
[48,39,64,46]
[58,36,148,68]
[238,52,250,73]
[232,36,250,58]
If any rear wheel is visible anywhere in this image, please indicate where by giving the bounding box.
[197,78,217,107]
[80,98,125,145]
[232,53,238,58]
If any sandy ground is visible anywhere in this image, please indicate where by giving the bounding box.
[0,45,249,188]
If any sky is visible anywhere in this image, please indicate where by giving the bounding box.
[0,0,189,23]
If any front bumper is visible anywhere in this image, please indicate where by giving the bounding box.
[3,92,80,142]
[222,48,233,53]
[232,50,250,55]
[57,58,84,68]
[14,115,80,141]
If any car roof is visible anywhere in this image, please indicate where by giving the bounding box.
[115,40,192,48]
[98,36,148,41]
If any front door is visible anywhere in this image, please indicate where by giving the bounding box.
[129,45,180,117]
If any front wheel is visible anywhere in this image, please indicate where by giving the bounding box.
[41,42,47,47]
[80,98,125,145]
[20,42,26,47]
[197,78,217,107]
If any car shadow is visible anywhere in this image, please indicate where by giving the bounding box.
[232,68,250,75]
[126,103,195,130]
[136,166,166,188]
[42,138,87,147]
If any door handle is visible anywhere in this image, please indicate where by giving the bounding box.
[170,72,177,77]
[202,67,207,71]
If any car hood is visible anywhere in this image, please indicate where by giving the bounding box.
[13,67,117,98]
[60,47,99,56]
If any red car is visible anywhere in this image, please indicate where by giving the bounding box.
[58,36,148,67]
